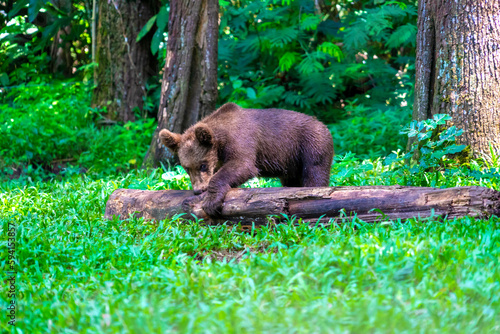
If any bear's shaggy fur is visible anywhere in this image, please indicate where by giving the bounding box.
[159,103,334,216]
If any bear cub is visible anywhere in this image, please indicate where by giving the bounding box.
[159,103,334,216]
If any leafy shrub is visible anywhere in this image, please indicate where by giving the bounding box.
[218,0,417,123]
[0,15,53,87]
[1,1,92,87]
[77,118,155,175]
[0,81,155,177]
[0,82,90,166]
[386,114,466,169]
[329,100,412,159]
[383,114,470,187]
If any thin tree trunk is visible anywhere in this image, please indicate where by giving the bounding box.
[49,0,73,76]
[412,0,500,161]
[142,0,219,169]
[105,186,500,225]
[92,0,158,123]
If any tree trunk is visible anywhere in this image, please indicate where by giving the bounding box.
[412,0,500,161]
[142,0,219,169]
[92,0,158,123]
[104,186,500,226]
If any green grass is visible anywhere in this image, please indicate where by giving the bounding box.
[1,158,500,333]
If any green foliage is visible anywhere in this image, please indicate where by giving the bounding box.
[386,114,467,168]
[380,114,472,188]
[77,118,156,176]
[0,82,155,177]
[0,15,52,87]
[2,3,500,331]
[218,0,417,124]
[402,114,467,165]
[329,100,411,158]
[2,0,419,162]
[136,3,169,55]
[1,0,92,87]
[0,82,90,165]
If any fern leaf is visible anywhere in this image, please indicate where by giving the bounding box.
[344,22,369,51]
[386,23,417,48]
[255,84,286,106]
[301,72,337,105]
[403,5,418,17]
[263,26,298,48]
[318,42,343,62]
[379,5,407,19]
[283,91,312,109]
[297,54,325,74]
[279,52,300,72]
[237,35,261,53]
[365,9,392,36]
[301,14,321,31]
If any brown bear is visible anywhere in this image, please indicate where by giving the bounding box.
[159,103,334,216]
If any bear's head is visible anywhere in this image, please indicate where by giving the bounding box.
[159,125,219,195]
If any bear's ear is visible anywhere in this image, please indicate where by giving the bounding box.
[159,129,181,152]
[194,125,213,147]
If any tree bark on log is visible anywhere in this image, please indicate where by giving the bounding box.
[105,186,500,226]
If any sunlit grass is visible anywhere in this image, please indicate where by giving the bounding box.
[1,159,500,333]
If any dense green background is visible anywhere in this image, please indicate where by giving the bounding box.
[1,0,500,333]
[1,0,417,172]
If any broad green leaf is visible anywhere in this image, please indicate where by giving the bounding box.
[28,0,44,22]
[246,87,256,100]
[137,15,157,42]
[433,114,452,124]
[151,29,162,55]
[232,79,243,89]
[8,0,29,18]
[0,73,9,86]
[156,6,169,32]
[443,144,466,155]
[383,153,401,166]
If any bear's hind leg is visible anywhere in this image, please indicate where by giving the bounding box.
[279,175,302,187]
[301,155,331,187]
[301,165,330,187]
[300,135,333,187]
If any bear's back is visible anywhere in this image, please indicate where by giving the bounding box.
[203,103,325,140]
[200,103,333,176]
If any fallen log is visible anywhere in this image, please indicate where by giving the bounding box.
[104,186,500,225]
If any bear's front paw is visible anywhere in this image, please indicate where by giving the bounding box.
[202,193,224,217]
[181,195,203,213]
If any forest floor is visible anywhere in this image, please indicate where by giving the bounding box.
[2,161,500,333]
